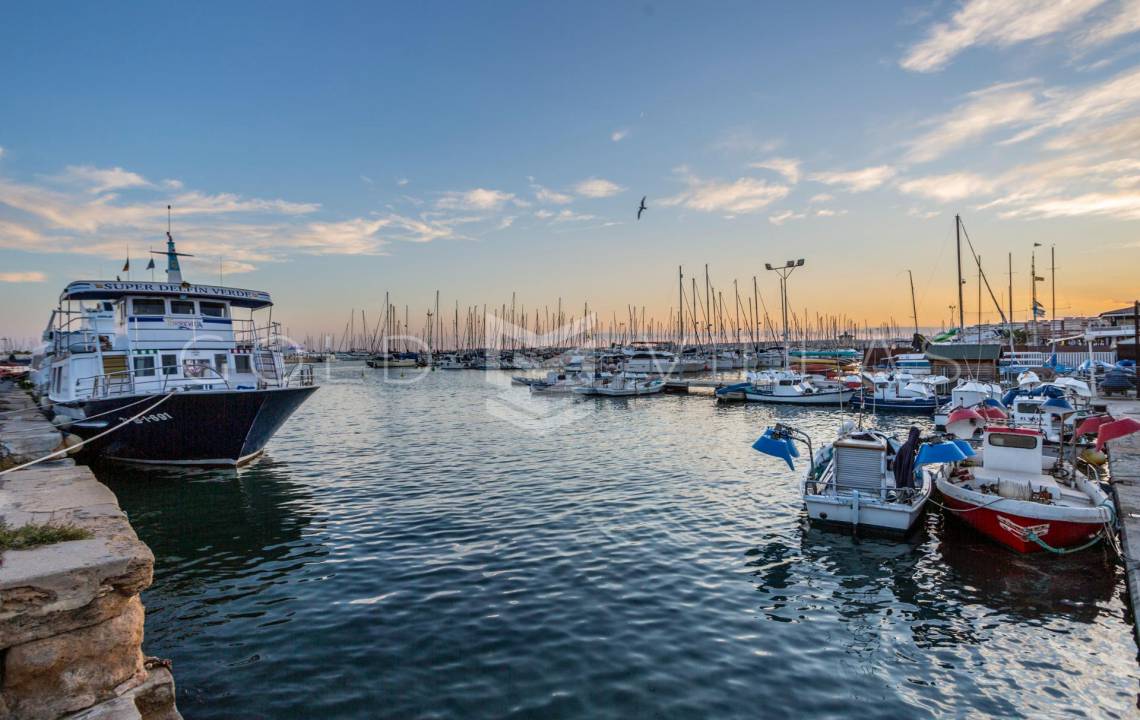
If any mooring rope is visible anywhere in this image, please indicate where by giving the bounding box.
[0,393,175,476]
[0,394,167,435]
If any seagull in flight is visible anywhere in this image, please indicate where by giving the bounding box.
[637,196,648,220]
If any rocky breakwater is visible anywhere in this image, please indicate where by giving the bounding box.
[0,383,180,719]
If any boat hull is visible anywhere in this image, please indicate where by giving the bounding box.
[741,388,855,405]
[848,394,938,413]
[937,479,1108,553]
[804,492,928,534]
[56,386,317,467]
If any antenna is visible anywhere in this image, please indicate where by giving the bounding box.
[167,205,171,234]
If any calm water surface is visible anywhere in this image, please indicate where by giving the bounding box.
[98,364,1138,718]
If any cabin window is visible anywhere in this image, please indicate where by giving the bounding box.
[131,298,166,315]
[988,432,1037,450]
[1016,402,1043,415]
[161,354,177,375]
[214,354,229,376]
[133,356,156,377]
[170,300,196,315]
[234,355,252,373]
[200,302,228,318]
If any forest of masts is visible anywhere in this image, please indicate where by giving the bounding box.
[293,266,920,355]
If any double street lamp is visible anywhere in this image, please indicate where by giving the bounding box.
[765,259,805,369]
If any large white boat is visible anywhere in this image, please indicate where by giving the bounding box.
[753,422,953,534]
[44,233,317,466]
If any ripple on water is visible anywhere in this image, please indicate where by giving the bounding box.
[99,365,1139,719]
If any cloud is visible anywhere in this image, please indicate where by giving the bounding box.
[997,191,1140,220]
[161,179,183,190]
[289,218,390,255]
[898,172,997,202]
[611,129,629,142]
[0,147,5,158]
[906,81,1042,162]
[497,216,516,230]
[810,165,896,192]
[1004,65,1140,144]
[900,0,1105,72]
[0,219,46,249]
[397,178,410,186]
[750,157,801,184]
[59,165,150,194]
[533,184,573,204]
[436,188,516,211]
[551,209,595,223]
[360,175,374,184]
[534,209,555,220]
[574,177,624,198]
[908,208,942,220]
[809,193,833,203]
[768,210,805,225]
[1078,0,1140,46]
[661,171,790,213]
[0,271,46,283]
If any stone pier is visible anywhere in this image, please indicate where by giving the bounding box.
[1104,397,1140,651]
[0,382,180,720]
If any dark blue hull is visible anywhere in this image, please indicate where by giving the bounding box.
[60,387,317,466]
[847,393,938,413]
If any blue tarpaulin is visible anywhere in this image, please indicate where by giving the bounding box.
[753,428,797,470]
[914,441,968,466]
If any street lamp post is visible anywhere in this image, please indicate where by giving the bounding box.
[765,259,805,369]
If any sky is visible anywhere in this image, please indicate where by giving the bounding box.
[2,0,1140,345]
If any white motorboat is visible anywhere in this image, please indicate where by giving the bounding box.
[573,373,665,397]
[753,421,951,534]
[933,379,1003,429]
[716,370,854,405]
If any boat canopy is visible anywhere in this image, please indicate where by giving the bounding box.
[59,280,273,309]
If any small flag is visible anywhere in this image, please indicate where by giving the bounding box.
[146,258,155,270]
[116,275,121,281]
[1033,300,1046,317]
[1033,275,1045,282]
[122,258,130,272]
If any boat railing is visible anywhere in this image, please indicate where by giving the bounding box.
[282,363,316,387]
[76,363,234,399]
[232,319,286,352]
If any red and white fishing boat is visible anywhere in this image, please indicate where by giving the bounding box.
[937,427,1113,554]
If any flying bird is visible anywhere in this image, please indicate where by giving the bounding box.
[637,196,648,220]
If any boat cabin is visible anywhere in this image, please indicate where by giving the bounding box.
[48,280,288,403]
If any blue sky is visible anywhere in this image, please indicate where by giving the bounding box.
[2,1,1140,342]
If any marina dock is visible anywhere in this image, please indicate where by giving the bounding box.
[0,382,181,719]
[1106,396,1140,649]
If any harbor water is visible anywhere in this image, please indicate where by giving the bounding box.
[99,364,1137,719]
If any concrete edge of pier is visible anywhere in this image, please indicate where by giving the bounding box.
[0,380,181,720]
[1104,397,1140,654]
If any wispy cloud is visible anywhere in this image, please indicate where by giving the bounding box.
[397,178,410,186]
[58,165,150,194]
[906,81,1042,163]
[898,172,997,202]
[574,177,624,198]
[810,165,896,192]
[436,188,516,211]
[533,184,573,204]
[768,210,805,225]
[611,129,629,142]
[808,193,833,203]
[750,157,801,184]
[0,271,45,283]
[900,0,1105,72]
[661,170,789,214]
[1078,0,1140,47]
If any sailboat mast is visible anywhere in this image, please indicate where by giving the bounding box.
[908,269,918,336]
[955,214,964,331]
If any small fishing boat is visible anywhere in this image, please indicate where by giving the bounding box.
[366,352,418,368]
[847,373,939,413]
[937,427,1115,554]
[753,421,955,534]
[716,370,854,405]
[933,379,1003,429]
[573,373,665,397]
